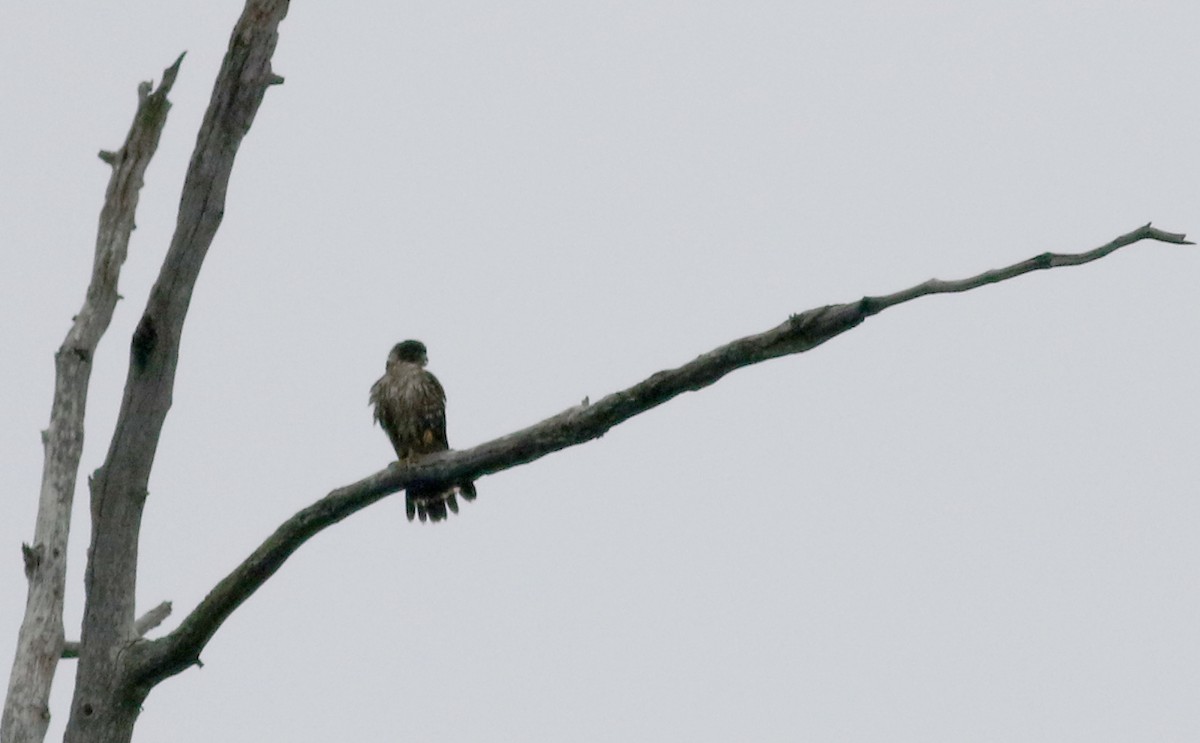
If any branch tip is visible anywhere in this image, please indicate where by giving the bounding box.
[1137,223,1190,245]
[97,150,117,166]
[1155,230,1191,245]
[158,52,186,95]
[134,601,173,636]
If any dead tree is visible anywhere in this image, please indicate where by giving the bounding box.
[2,2,1192,742]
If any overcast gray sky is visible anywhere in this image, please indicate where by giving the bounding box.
[3,2,1199,741]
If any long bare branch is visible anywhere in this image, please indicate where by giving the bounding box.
[129,222,1190,687]
[1,55,182,743]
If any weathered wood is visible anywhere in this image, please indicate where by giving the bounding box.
[126,223,1191,688]
[0,54,182,743]
[62,3,290,743]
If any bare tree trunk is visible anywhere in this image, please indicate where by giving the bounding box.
[0,58,182,743]
[60,3,289,743]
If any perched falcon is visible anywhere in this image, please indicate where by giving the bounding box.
[370,340,476,522]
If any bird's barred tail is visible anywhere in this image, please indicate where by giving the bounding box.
[406,481,477,523]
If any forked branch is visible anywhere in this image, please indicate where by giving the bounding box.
[129,222,1190,687]
[68,2,290,740]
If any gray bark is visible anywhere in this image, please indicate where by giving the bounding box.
[60,3,289,743]
[128,224,1190,690]
[1,56,182,743]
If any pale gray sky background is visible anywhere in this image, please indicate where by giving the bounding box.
[3,2,1198,741]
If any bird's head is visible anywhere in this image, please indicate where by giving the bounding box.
[388,339,428,367]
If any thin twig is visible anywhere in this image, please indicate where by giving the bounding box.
[62,602,172,659]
